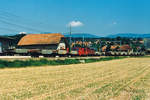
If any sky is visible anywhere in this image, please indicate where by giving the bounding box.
[0,0,150,36]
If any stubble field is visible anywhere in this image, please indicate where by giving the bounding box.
[0,57,150,100]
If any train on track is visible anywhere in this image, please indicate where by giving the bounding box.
[14,45,145,57]
[0,33,146,57]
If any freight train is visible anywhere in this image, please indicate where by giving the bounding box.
[0,33,146,57]
[14,45,145,57]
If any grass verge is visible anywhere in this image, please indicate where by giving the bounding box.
[0,56,127,68]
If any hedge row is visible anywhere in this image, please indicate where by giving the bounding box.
[0,57,126,68]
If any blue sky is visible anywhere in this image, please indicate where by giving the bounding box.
[0,0,149,36]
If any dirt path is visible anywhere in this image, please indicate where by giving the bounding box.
[0,57,150,100]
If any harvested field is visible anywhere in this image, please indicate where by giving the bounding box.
[0,57,150,100]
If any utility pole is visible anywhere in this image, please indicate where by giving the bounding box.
[82,35,85,47]
[69,25,72,52]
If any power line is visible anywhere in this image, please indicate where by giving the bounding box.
[0,17,44,32]
[0,13,46,29]
[0,9,51,31]
[0,15,46,33]
[0,27,20,32]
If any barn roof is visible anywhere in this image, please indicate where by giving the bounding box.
[18,33,64,46]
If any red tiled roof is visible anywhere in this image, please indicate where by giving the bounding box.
[18,33,64,46]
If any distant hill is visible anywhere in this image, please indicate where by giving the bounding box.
[64,33,150,38]
[107,33,150,38]
[63,33,100,38]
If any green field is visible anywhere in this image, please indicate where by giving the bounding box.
[0,57,150,100]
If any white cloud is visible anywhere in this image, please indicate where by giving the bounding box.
[19,32,27,34]
[112,21,117,25]
[68,21,84,27]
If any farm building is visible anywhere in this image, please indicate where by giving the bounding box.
[143,38,150,53]
[119,45,131,51]
[101,46,107,52]
[101,45,119,52]
[0,36,15,54]
[111,45,119,51]
[144,38,150,50]
[16,33,69,55]
[101,45,131,52]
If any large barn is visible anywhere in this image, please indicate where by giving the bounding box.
[16,33,69,56]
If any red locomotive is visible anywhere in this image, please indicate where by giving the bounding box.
[70,47,95,56]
